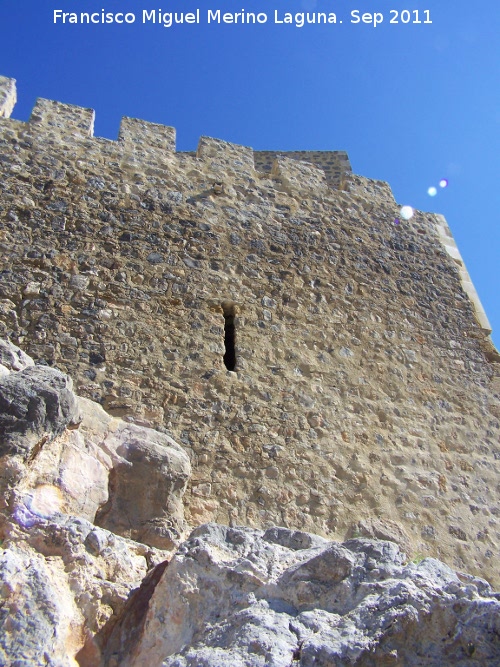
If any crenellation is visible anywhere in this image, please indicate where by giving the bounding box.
[29,98,95,139]
[118,116,176,153]
[196,135,255,178]
[0,86,359,192]
[255,149,351,187]
[271,154,329,196]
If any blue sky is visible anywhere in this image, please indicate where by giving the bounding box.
[1,0,499,344]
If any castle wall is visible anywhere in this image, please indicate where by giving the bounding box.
[1,76,499,585]
[254,150,351,188]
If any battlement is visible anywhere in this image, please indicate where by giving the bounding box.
[0,74,493,337]
[29,97,95,141]
[255,150,351,187]
[0,77,352,187]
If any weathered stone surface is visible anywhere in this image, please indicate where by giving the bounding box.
[0,542,82,667]
[111,524,500,667]
[0,338,34,372]
[0,75,16,118]
[0,341,191,550]
[0,341,192,665]
[94,422,191,549]
[1,514,167,666]
[346,517,413,556]
[0,78,499,667]
[0,351,499,667]
[0,365,80,458]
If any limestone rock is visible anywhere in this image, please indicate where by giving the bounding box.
[0,340,192,663]
[0,542,82,667]
[346,517,413,556]
[94,422,191,549]
[0,364,80,458]
[0,341,191,550]
[1,514,166,666]
[0,339,34,372]
[115,524,500,667]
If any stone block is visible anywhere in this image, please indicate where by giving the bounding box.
[119,116,176,153]
[254,149,351,187]
[196,135,254,176]
[29,98,95,138]
[0,365,80,459]
[272,154,328,195]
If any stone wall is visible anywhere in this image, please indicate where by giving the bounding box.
[254,150,351,188]
[1,76,499,585]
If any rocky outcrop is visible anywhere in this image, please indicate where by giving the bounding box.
[0,342,191,548]
[0,340,191,663]
[0,338,34,373]
[1,516,154,667]
[94,420,191,548]
[0,363,80,459]
[108,524,500,667]
[1,340,499,666]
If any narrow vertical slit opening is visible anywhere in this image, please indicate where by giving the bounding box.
[222,301,236,371]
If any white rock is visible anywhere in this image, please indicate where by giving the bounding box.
[114,524,500,667]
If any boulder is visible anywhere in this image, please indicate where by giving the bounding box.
[0,514,166,666]
[94,422,191,549]
[0,542,82,667]
[0,338,34,373]
[0,365,80,459]
[0,341,191,550]
[113,524,500,667]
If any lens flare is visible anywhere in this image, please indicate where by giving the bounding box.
[394,218,400,225]
[439,179,448,188]
[400,206,414,220]
[427,187,437,197]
